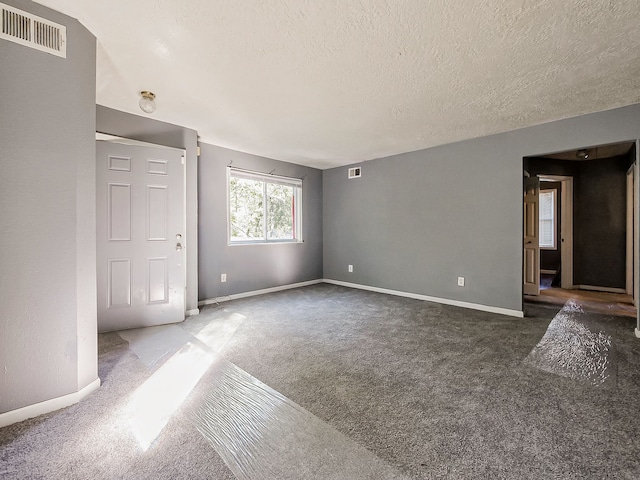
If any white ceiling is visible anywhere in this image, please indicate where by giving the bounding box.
[35,0,640,169]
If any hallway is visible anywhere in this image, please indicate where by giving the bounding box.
[525,286,636,318]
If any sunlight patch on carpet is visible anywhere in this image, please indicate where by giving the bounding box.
[118,325,195,367]
[194,312,246,352]
[127,342,215,450]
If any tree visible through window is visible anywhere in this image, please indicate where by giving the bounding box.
[539,189,556,249]
[228,168,302,243]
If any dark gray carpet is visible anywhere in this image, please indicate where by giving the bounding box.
[0,333,236,480]
[191,359,406,480]
[2,284,640,479]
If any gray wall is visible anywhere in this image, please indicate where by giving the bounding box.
[0,0,97,413]
[323,104,640,313]
[96,106,199,313]
[198,143,323,300]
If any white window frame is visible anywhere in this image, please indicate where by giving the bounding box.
[539,188,557,250]
[227,167,303,245]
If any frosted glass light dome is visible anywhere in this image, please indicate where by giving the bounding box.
[139,91,156,114]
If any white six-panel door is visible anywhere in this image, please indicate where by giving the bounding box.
[96,141,185,332]
[523,176,540,296]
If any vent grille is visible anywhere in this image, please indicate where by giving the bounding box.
[1,2,66,58]
[348,166,362,179]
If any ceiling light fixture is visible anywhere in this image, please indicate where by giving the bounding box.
[139,91,156,114]
[576,149,589,159]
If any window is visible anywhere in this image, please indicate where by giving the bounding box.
[228,168,302,244]
[539,189,556,249]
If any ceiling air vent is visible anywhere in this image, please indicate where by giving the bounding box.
[1,2,66,58]
[348,166,362,179]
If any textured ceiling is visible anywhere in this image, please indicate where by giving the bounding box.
[35,0,640,169]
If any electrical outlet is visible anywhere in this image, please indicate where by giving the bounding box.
[348,265,353,273]
[457,276,465,287]
[221,273,227,283]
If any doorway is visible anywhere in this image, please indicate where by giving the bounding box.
[523,141,637,316]
[96,135,187,332]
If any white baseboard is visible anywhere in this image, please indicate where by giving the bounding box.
[198,278,524,317]
[0,377,100,428]
[322,279,524,318]
[199,279,324,306]
[575,285,627,294]
[635,328,640,339]
[186,308,200,317]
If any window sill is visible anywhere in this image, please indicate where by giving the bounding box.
[228,240,304,246]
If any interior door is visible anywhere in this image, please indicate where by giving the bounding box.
[524,176,540,296]
[96,140,185,332]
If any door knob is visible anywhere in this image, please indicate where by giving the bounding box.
[176,243,183,251]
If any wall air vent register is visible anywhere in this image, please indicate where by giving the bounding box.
[348,166,362,179]
[0,2,66,58]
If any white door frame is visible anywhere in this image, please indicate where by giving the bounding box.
[523,176,540,296]
[539,175,573,289]
[95,133,188,318]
